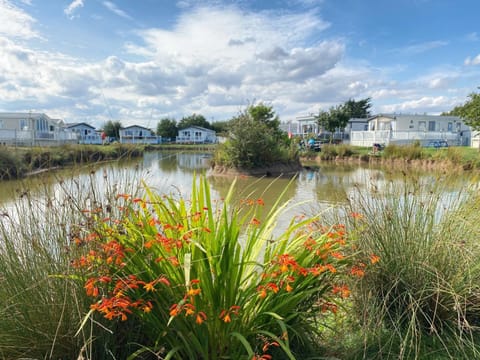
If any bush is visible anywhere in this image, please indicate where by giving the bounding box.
[213,104,297,169]
[72,176,374,359]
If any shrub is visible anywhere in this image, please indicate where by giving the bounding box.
[73,176,374,359]
[213,104,296,169]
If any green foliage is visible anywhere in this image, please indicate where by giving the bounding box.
[214,104,295,168]
[103,120,122,140]
[446,91,480,130]
[315,98,371,139]
[210,120,231,135]
[382,142,423,160]
[343,98,372,119]
[156,117,178,139]
[0,173,142,359]
[19,144,144,171]
[74,176,369,359]
[178,113,211,130]
[0,148,25,179]
[342,178,480,359]
[316,105,350,135]
[320,144,355,160]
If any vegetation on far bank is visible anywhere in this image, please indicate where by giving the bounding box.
[0,143,145,180]
[300,142,480,170]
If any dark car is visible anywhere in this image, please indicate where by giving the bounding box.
[426,140,448,148]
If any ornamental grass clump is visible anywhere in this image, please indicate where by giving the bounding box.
[343,175,480,359]
[73,176,375,359]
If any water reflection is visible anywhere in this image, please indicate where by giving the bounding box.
[0,152,476,220]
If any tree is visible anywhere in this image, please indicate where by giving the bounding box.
[343,98,372,118]
[456,92,480,128]
[455,91,480,150]
[177,114,211,130]
[156,118,178,139]
[103,120,122,140]
[315,105,350,141]
[210,120,231,135]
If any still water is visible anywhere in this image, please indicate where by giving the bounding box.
[0,151,475,219]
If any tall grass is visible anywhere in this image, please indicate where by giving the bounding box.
[382,142,424,160]
[73,176,372,359]
[0,148,25,179]
[0,168,142,359]
[340,175,480,359]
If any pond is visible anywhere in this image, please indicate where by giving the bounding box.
[0,151,475,222]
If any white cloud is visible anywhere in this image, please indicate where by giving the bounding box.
[0,0,38,39]
[464,54,480,66]
[379,96,455,114]
[391,40,448,55]
[64,0,84,19]
[103,1,132,20]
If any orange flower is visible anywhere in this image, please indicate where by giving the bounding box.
[250,218,261,226]
[196,312,207,324]
[143,282,155,292]
[169,304,180,317]
[258,286,267,298]
[256,198,265,206]
[332,284,350,298]
[266,282,279,293]
[370,254,380,264]
[223,313,231,323]
[350,212,363,219]
[350,265,365,278]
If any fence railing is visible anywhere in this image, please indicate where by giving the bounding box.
[350,130,462,147]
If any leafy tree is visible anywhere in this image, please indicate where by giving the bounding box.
[454,91,480,149]
[344,97,372,118]
[156,118,178,139]
[177,114,211,130]
[315,105,350,141]
[103,120,122,140]
[210,120,231,135]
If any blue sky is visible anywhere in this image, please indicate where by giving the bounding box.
[0,0,479,129]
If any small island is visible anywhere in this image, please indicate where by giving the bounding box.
[210,103,303,177]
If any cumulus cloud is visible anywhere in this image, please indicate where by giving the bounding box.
[64,0,84,19]
[379,96,455,114]
[464,54,480,66]
[0,0,38,39]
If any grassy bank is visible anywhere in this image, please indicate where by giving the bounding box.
[302,143,480,171]
[0,144,145,180]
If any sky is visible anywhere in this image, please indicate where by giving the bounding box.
[0,0,479,129]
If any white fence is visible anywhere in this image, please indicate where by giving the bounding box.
[0,129,78,146]
[350,130,464,147]
[119,135,161,144]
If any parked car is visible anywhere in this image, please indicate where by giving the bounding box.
[426,140,448,148]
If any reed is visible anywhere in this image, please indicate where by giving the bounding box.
[340,174,480,359]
